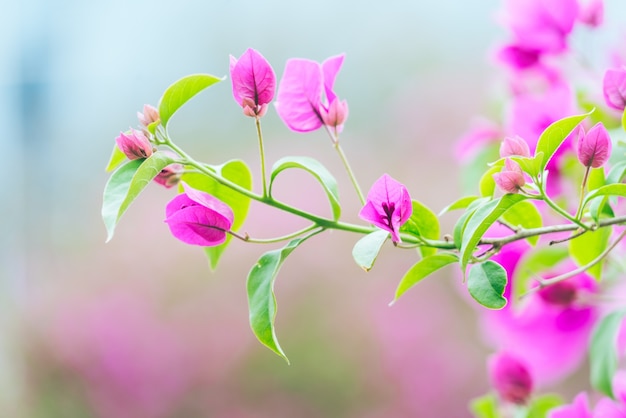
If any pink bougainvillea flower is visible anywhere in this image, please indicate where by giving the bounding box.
[577,122,612,168]
[493,159,526,194]
[115,128,153,160]
[501,0,579,55]
[488,352,533,405]
[500,135,531,158]
[603,68,626,111]
[359,174,412,243]
[154,163,183,189]
[164,183,234,246]
[497,44,543,70]
[137,104,160,127]
[578,0,604,27]
[229,48,276,118]
[549,392,592,418]
[275,54,349,133]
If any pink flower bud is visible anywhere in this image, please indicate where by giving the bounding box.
[577,122,612,168]
[137,104,160,127]
[488,352,533,405]
[603,68,626,111]
[320,98,349,131]
[500,135,531,158]
[115,128,153,160]
[230,49,276,118]
[154,163,183,188]
[493,159,525,194]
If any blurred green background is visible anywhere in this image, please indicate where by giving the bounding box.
[3,0,624,417]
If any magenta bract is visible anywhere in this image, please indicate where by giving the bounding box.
[359,174,412,243]
[577,122,612,168]
[275,54,348,133]
[115,128,153,160]
[500,135,531,158]
[488,352,533,405]
[164,183,234,246]
[549,392,592,418]
[603,68,626,111]
[230,48,276,117]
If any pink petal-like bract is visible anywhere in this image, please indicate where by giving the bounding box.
[603,68,626,111]
[275,58,324,132]
[493,159,525,194]
[549,392,592,418]
[500,135,531,158]
[115,128,153,160]
[577,122,612,168]
[137,104,160,127]
[488,352,533,405]
[230,48,276,116]
[164,183,234,246]
[321,54,345,105]
[359,174,412,243]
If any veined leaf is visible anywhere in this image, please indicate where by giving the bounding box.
[400,200,440,257]
[159,74,223,128]
[270,156,341,221]
[535,110,593,172]
[479,164,502,198]
[247,238,308,363]
[102,152,175,242]
[105,143,127,172]
[584,183,626,208]
[467,260,507,309]
[393,253,458,302]
[352,230,389,272]
[438,195,480,216]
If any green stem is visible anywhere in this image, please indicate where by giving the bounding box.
[538,181,589,229]
[324,126,366,206]
[575,165,591,220]
[255,117,268,198]
[230,224,322,244]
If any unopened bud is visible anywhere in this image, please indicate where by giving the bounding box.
[577,123,611,168]
[488,352,533,405]
[137,104,160,127]
[115,128,153,160]
[493,159,525,194]
[500,135,531,158]
[603,68,626,111]
[320,98,349,130]
[154,163,183,188]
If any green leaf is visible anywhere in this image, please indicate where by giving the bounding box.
[622,108,626,132]
[500,200,542,246]
[247,238,307,363]
[102,152,175,242]
[526,394,564,418]
[569,227,611,280]
[182,160,253,270]
[535,110,593,172]
[479,164,502,198]
[589,196,614,223]
[590,309,626,398]
[584,183,626,208]
[511,246,569,305]
[452,198,489,250]
[589,167,606,191]
[511,153,543,179]
[469,393,498,418]
[467,260,507,309]
[352,230,389,272]
[439,195,480,216]
[270,156,341,221]
[460,194,528,273]
[105,143,127,172]
[158,74,223,128]
[393,253,458,302]
[606,160,626,185]
[400,200,440,257]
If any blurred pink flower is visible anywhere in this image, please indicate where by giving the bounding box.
[576,123,612,168]
[488,352,533,405]
[603,68,626,111]
[578,0,604,27]
[493,159,525,194]
[115,128,153,160]
[164,182,234,246]
[455,118,502,162]
[154,163,183,188]
[275,54,348,133]
[230,48,276,118]
[359,174,412,243]
[549,392,592,418]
